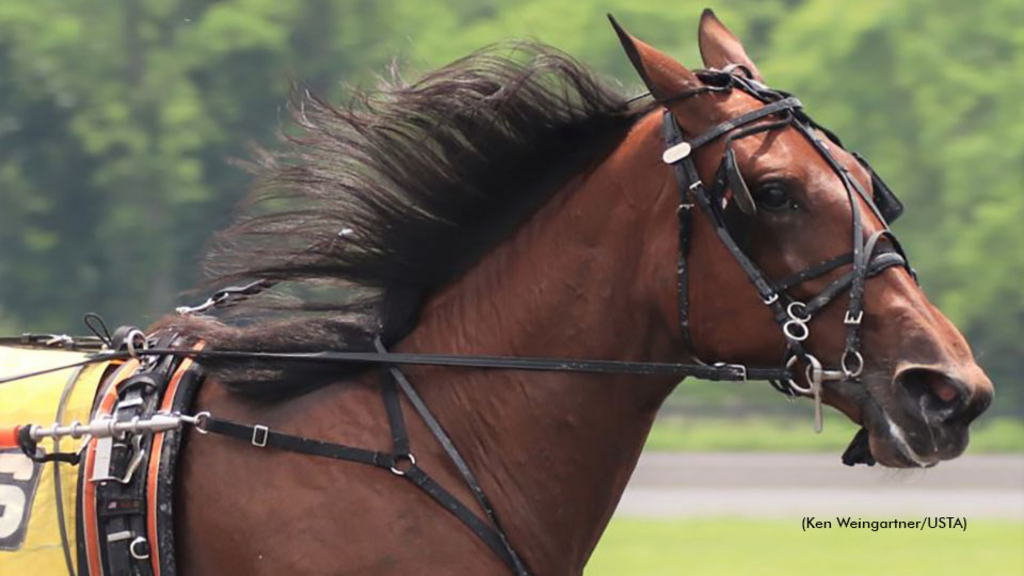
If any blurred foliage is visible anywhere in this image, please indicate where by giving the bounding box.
[0,1,1020,412]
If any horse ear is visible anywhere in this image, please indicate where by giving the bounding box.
[608,14,702,101]
[697,9,764,82]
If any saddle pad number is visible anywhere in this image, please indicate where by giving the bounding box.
[0,450,41,551]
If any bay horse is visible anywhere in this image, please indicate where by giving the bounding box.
[162,11,993,575]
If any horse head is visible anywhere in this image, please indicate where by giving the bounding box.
[611,10,993,468]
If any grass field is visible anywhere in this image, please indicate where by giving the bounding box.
[586,518,1024,576]
[646,416,1024,453]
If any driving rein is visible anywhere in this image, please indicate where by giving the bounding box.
[1,69,912,576]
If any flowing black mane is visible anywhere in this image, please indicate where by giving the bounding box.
[168,42,647,396]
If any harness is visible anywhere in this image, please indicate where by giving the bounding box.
[660,69,913,432]
[0,68,913,576]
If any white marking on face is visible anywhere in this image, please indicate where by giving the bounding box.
[885,417,937,468]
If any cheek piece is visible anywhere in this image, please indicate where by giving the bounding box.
[659,69,912,438]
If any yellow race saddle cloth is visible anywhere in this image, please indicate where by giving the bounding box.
[0,346,111,575]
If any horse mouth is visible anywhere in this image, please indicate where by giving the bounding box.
[847,400,964,468]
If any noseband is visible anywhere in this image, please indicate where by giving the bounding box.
[660,69,913,431]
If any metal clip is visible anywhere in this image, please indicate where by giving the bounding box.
[844,310,864,325]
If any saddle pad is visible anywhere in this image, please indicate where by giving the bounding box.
[0,347,111,576]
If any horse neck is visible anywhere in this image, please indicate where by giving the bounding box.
[396,113,679,572]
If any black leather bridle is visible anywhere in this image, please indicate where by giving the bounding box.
[660,68,913,431]
[0,69,916,576]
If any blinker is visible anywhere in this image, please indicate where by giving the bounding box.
[853,153,904,224]
[723,148,758,216]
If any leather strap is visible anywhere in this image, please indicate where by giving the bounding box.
[374,340,528,574]
[202,417,392,468]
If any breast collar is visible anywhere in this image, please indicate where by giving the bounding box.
[659,68,914,431]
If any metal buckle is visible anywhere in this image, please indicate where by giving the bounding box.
[713,362,747,382]
[762,292,779,305]
[251,425,269,448]
[844,310,864,325]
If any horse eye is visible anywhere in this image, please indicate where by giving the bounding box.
[756,183,794,212]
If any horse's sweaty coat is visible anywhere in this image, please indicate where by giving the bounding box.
[0,347,110,575]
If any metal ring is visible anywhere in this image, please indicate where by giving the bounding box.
[841,350,865,379]
[129,536,150,560]
[390,453,417,476]
[804,354,825,387]
[785,355,813,394]
[787,301,811,322]
[782,319,810,342]
[124,329,147,359]
[188,411,211,435]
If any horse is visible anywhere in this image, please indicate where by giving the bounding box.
[148,10,994,575]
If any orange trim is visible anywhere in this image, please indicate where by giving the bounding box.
[82,359,140,576]
[0,425,20,449]
[146,342,203,575]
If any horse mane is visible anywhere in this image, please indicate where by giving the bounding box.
[165,42,648,397]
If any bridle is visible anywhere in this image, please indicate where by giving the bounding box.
[660,67,913,431]
[0,69,915,576]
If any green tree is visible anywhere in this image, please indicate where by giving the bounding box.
[0,0,1019,412]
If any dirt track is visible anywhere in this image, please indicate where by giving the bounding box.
[617,453,1024,519]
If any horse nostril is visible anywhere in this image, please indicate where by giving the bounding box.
[930,375,960,403]
[897,368,966,421]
